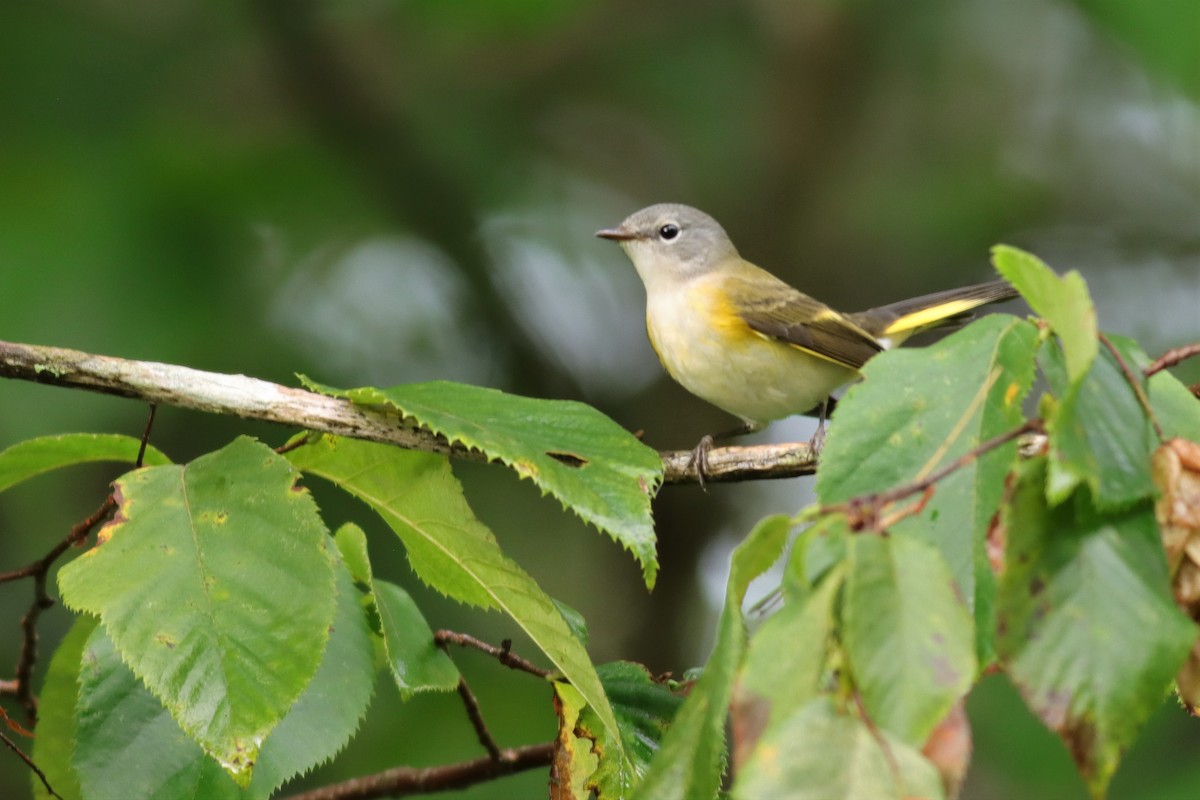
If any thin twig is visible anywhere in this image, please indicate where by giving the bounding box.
[0,492,116,722]
[434,630,553,680]
[876,484,936,530]
[135,403,157,467]
[275,435,311,455]
[1145,343,1200,377]
[2,729,63,800]
[453,678,502,762]
[0,494,115,584]
[1100,333,1164,442]
[281,742,555,800]
[823,419,1042,531]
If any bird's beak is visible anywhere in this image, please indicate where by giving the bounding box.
[595,225,636,241]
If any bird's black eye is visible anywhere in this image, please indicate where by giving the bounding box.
[658,223,681,241]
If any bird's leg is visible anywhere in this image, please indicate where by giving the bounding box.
[687,421,762,490]
[808,397,833,457]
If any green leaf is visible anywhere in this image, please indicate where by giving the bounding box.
[57,436,337,785]
[996,458,1196,797]
[552,597,590,648]
[333,523,460,699]
[300,378,663,587]
[992,244,1098,383]
[783,513,848,602]
[568,662,686,796]
[289,434,630,786]
[733,553,841,760]
[76,626,242,800]
[816,315,1037,641]
[0,433,170,493]
[732,697,945,800]
[375,581,461,697]
[629,514,792,800]
[1150,369,1200,441]
[1041,335,1155,510]
[844,535,976,746]
[246,547,377,797]
[72,551,375,800]
[31,615,96,800]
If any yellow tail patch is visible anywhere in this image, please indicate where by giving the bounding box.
[882,299,983,336]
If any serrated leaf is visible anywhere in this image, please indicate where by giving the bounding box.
[992,244,1097,383]
[246,549,376,796]
[289,434,631,786]
[844,535,976,746]
[76,626,242,800]
[732,697,945,800]
[1150,370,1200,441]
[572,661,686,795]
[0,433,170,493]
[1041,335,1155,510]
[72,553,375,800]
[996,458,1196,797]
[375,581,460,697]
[300,378,662,587]
[332,523,459,699]
[816,315,1037,653]
[57,436,337,784]
[629,514,792,800]
[31,616,96,800]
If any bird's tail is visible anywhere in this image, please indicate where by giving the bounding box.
[849,279,1018,342]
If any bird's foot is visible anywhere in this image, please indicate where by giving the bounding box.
[686,434,716,492]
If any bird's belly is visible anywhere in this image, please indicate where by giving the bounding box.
[647,290,857,425]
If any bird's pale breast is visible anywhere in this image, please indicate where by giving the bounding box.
[645,273,857,425]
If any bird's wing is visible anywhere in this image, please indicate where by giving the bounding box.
[727,272,883,370]
[849,279,1018,339]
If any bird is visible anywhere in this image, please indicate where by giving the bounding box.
[596,203,1017,484]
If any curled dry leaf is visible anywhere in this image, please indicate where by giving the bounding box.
[1151,438,1200,712]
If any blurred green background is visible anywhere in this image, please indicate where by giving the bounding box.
[2,0,1198,797]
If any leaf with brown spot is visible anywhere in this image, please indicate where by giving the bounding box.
[300,378,662,587]
[57,436,337,786]
[997,457,1196,797]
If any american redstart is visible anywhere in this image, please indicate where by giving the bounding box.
[596,203,1016,480]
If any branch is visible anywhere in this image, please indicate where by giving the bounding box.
[1,728,63,800]
[0,492,117,721]
[822,419,1043,531]
[0,340,478,460]
[0,339,812,484]
[281,742,554,800]
[659,441,817,484]
[1145,342,1200,377]
[1100,333,1163,442]
[435,630,553,680]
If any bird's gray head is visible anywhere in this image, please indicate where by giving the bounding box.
[596,203,740,289]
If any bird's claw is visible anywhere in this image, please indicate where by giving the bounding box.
[686,434,715,492]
